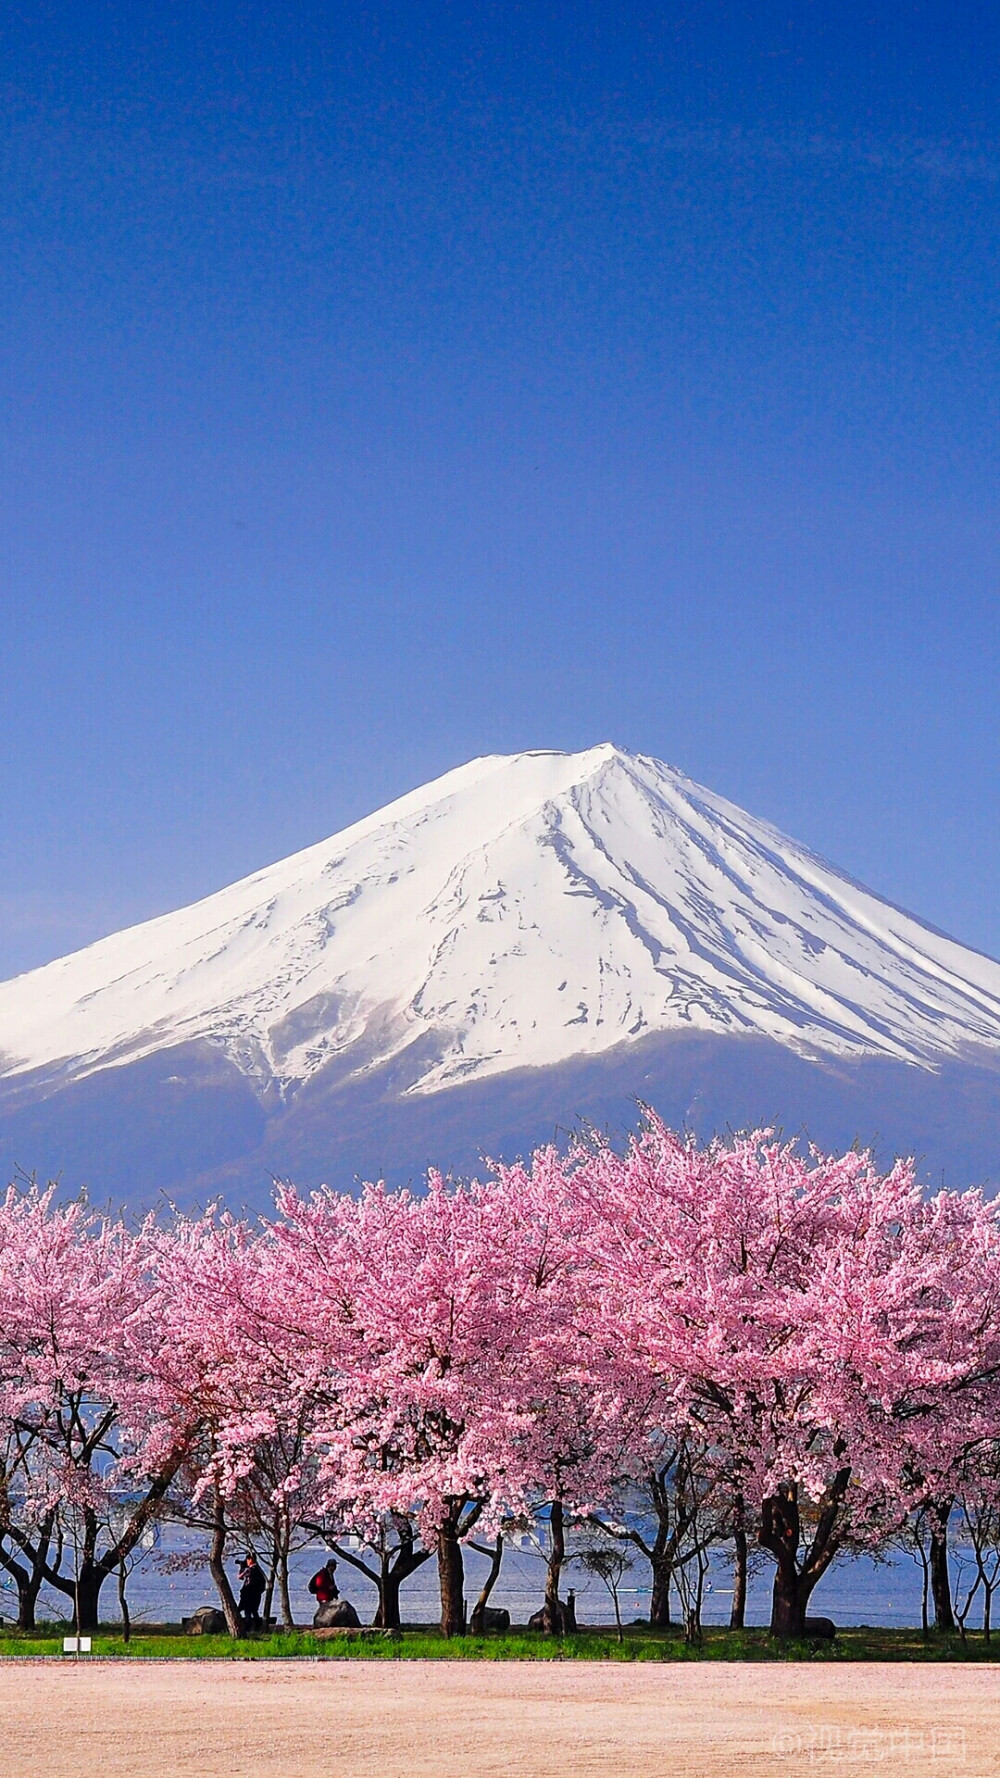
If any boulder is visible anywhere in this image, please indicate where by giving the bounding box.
[527,1595,577,1633]
[314,1598,361,1629]
[803,1616,836,1641]
[185,1606,228,1635]
[474,1606,511,1633]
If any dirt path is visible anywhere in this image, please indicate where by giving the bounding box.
[3,1659,996,1776]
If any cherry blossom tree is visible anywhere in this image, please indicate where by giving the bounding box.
[269,1166,587,1636]
[145,1204,335,1636]
[0,1187,198,1630]
[483,1146,651,1633]
[571,1113,1000,1637]
[3,1104,999,1645]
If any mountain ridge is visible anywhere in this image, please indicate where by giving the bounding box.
[3,744,1000,1207]
[3,743,1000,1091]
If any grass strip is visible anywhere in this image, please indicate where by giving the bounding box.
[2,1625,1000,1661]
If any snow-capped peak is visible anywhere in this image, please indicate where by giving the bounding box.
[3,744,1000,1100]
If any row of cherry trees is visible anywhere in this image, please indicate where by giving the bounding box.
[2,1113,1000,1638]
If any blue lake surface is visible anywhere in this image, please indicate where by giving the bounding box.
[4,1532,942,1631]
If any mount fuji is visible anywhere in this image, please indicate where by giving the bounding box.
[3,745,1000,1208]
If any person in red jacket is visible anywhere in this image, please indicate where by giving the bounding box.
[308,1557,339,1606]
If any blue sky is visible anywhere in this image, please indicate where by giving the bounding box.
[1,2,998,978]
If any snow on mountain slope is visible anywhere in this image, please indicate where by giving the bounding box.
[3,743,1000,1102]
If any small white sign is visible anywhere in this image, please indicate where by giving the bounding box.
[63,1636,92,1654]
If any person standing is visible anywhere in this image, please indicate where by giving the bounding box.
[307,1557,339,1607]
[238,1552,266,1630]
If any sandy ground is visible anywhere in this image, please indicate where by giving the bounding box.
[2,1659,997,1777]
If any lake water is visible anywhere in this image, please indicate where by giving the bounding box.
[4,1530,941,1632]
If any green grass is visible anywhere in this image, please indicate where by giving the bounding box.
[2,1623,1000,1660]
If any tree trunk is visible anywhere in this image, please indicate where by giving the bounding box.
[469,1535,504,1634]
[118,1560,131,1645]
[543,1501,565,1633]
[278,1543,294,1631]
[437,1518,466,1638]
[930,1501,955,1632]
[2,1516,81,1630]
[761,1482,805,1638]
[918,1541,930,1640]
[769,1561,814,1638]
[730,1498,748,1630]
[375,1564,404,1631]
[17,1567,43,1633]
[376,1538,432,1629]
[8,1510,61,1633]
[0,1547,47,1633]
[18,1564,43,1632]
[73,1561,108,1633]
[649,1555,672,1628]
[208,1488,244,1638]
[760,1471,848,1640]
[644,1457,698,1630]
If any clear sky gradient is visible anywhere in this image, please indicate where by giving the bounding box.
[1,2,998,979]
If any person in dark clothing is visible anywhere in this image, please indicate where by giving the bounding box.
[238,1553,266,1629]
[307,1557,339,1606]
